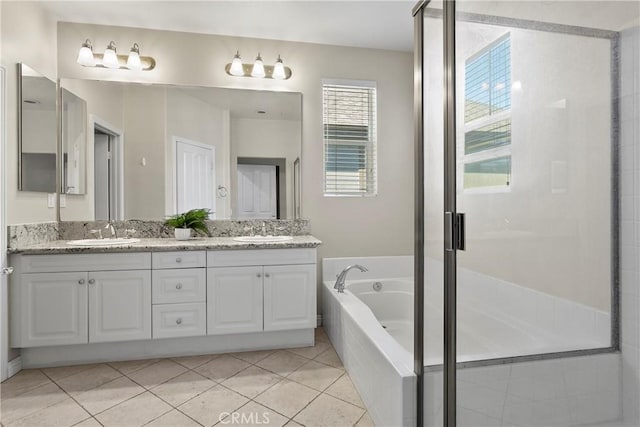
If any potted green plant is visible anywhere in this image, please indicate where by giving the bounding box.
[165,208,211,240]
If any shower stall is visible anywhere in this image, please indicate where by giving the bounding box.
[414,1,640,426]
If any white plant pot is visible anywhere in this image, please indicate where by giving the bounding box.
[174,228,191,240]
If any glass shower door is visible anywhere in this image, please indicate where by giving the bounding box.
[454,2,619,426]
[416,1,638,426]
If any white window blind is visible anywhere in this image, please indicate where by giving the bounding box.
[322,82,377,196]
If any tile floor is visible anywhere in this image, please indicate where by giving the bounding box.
[0,328,375,427]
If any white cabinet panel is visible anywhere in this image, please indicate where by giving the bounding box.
[16,272,88,347]
[20,253,151,273]
[207,249,316,267]
[152,251,206,270]
[152,268,206,304]
[207,266,263,335]
[152,303,206,339]
[264,264,316,331]
[89,270,151,343]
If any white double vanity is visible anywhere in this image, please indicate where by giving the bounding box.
[8,235,320,368]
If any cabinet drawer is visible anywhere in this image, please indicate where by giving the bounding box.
[152,251,206,269]
[207,248,316,267]
[20,253,151,273]
[152,269,206,304]
[152,303,206,339]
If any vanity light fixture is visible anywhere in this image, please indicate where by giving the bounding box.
[76,39,96,67]
[102,41,119,69]
[76,39,156,71]
[225,51,292,80]
[127,43,142,71]
[251,53,266,78]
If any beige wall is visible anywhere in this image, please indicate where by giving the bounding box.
[231,118,301,219]
[1,1,58,224]
[56,22,414,264]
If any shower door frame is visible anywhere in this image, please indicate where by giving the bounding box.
[412,1,621,426]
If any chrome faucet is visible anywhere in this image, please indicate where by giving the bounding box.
[105,221,118,239]
[334,264,368,293]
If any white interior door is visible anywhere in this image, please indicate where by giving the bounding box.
[94,132,110,220]
[176,139,215,216]
[237,164,277,219]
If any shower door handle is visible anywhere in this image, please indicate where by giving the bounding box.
[445,212,466,252]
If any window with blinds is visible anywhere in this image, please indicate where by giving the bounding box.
[463,34,512,190]
[322,82,377,196]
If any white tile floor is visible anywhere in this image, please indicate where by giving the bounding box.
[0,328,375,427]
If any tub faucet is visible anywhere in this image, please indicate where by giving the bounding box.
[334,264,368,293]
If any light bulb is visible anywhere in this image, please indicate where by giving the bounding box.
[251,53,265,78]
[272,55,286,80]
[76,39,95,67]
[127,43,142,70]
[229,51,244,76]
[102,41,119,69]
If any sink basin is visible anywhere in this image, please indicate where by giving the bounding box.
[233,236,293,243]
[66,238,141,246]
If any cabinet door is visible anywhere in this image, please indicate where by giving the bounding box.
[207,266,263,335]
[264,264,316,331]
[89,270,151,343]
[19,272,88,347]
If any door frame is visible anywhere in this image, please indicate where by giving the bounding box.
[170,136,215,216]
[90,115,124,220]
[0,65,8,381]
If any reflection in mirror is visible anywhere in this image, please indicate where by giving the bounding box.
[61,88,87,195]
[58,80,302,221]
[18,63,57,192]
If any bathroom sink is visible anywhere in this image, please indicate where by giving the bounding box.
[232,236,293,243]
[66,238,141,246]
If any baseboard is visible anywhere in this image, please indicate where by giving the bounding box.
[317,315,323,327]
[7,356,22,378]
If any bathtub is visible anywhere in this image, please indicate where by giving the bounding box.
[322,256,620,427]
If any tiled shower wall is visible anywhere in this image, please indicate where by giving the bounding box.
[619,25,640,426]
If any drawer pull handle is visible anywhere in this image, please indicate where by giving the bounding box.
[176,257,182,263]
[265,273,270,278]
[176,318,182,325]
[176,283,183,290]
[78,279,85,285]
[88,279,96,285]
[256,273,261,278]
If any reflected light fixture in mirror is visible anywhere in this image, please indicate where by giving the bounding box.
[76,39,157,71]
[225,51,292,80]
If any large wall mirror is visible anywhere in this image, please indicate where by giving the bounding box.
[18,63,57,192]
[59,79,302,221]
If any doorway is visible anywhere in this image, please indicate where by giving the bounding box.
[92,117,122,221]
[236,157,286,220]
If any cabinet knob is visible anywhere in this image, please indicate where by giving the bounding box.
[256,273,262,278]
[176,257,182,263]
[88,279,95,285]
[78,279,85,285]
[265,273,270,278]
[176,283,183,290]
[176,318,182,325]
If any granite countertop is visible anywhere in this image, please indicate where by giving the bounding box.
[9,235,322,255]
